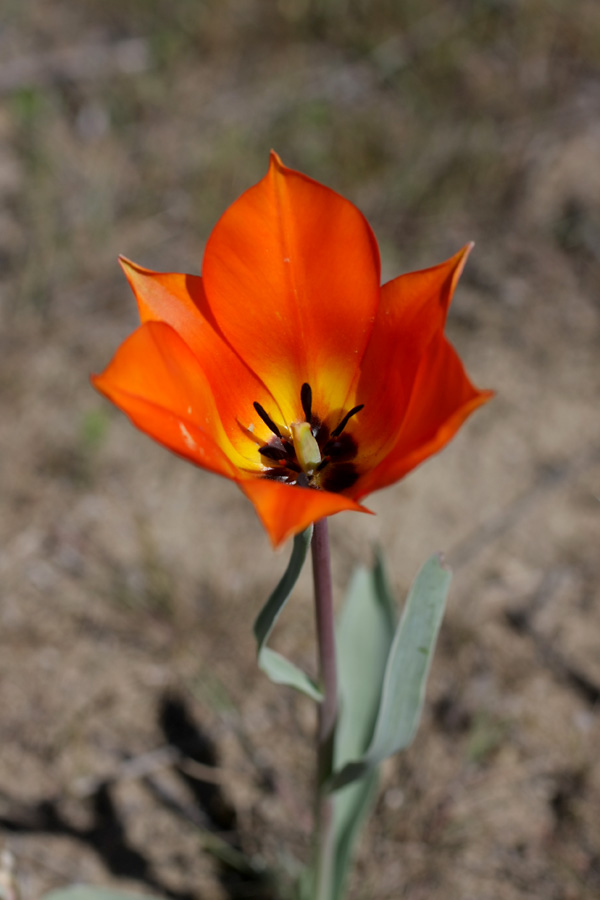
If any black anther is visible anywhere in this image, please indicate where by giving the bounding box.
[259,444,288,461]
[300,383,313,422]
[331,404,364,438]
[253,401,281,437]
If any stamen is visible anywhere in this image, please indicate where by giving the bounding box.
[236,418,264,446]
[253,401,281,437]
[331,404,364,438]
[259,444,288,461]
[321,463,359,493]
[256,393,365,492]
[322,432,358,462]
[300,382,312,422]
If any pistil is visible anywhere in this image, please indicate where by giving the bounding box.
[291,421,322,475]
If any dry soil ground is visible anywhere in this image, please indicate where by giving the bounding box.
[1,3,599,899]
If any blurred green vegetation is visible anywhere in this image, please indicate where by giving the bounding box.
[467,709,510,765]
[2,0,599,312]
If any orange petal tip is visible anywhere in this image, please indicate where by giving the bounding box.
[239,478,373,548]
[268,148,285,170]
[118,255,154,277]
[452,241,474,279]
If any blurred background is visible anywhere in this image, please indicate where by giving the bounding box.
[1,1,599,898]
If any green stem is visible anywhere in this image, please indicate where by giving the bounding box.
[311,517,338,899]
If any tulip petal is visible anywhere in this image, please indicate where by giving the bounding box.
[202,152,381,425]
[354,333,493,498]
[118,258,285,451]
[240,479,372,547]
[92,321,250,476]
[356,245,473,466]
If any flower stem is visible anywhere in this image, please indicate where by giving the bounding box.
[311,517,338,899]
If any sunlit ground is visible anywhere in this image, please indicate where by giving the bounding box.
[1,2,599,898]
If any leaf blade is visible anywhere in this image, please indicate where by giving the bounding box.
[330,554,451,790]
[367,553,451,763]
[253,526,322,701]
[330,554,396,899]
[43,889,161,900]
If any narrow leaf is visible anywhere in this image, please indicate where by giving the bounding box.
[258,647,322,701]
[253,526,322,701]
[373,547,396,630]
[335,563,395,764]
[330,555,396,900]
[330,554,451,790]
[331,771,379,900]
[43,889,160,900]
[367,554,451,761]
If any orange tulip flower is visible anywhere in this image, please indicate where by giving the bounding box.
[93,153,492,546]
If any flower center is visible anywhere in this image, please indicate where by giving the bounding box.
[253,383,363,493]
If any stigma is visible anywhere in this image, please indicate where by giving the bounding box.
[290,421,321,474]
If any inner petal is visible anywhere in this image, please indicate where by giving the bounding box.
[202,152,381,424]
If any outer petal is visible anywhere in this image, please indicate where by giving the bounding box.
[240,479,372,548]
[119,258,284,452]
[355,245,473,466]
[354,332,493,498]
[202,152,381,424]
[92,321,248,476]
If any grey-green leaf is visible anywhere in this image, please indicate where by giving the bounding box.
[334,560,396,766]
[330,555,396,900]
[330,554,451,790]
[331,771,379,900]
[253,526,323,702]
[43,889,161,900]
